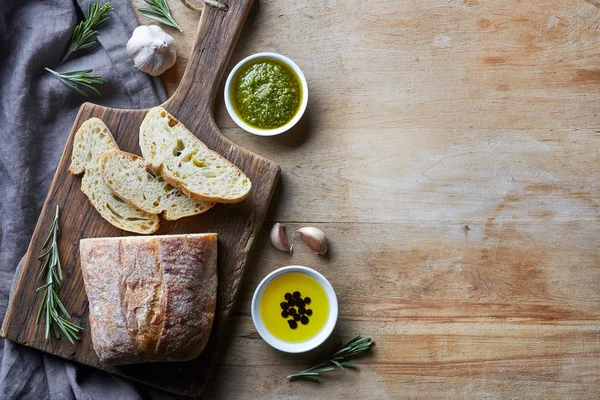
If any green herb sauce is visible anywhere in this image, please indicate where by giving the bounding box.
[234,60,300,129]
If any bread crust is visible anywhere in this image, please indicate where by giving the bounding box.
[98,150,156,214]
[99,149,215,220]
[139,107,252,204]
[70,118,160,234]
[79,233,218,364]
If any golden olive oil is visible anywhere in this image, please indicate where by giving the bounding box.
[259,272,328,343]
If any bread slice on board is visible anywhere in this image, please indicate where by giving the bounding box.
[100,149,214,220]
[70,118,159,234]
[79,233,218,364]
[139,106,252,203]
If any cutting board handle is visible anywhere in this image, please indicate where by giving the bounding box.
[164,0,254,132]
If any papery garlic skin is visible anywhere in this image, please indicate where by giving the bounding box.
[295,227,328,255]
[127,25,176,76]
[270,222,292,252]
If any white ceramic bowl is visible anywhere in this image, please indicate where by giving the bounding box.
[224,53,308,136]
[251,266,338,353]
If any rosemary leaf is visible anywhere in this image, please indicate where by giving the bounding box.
[57,77,87,97]
[45,67,104,97]
[330,360,344,371]
[52,292,71,319]
[140,13,179,28]
[35,282,53,292]
[287,336,375,381]
[61,1,114,63]
[45,306,51,340]
[309,366,335,374]
[139,0,183,32]
[36,205,83,344]
[41,223,54,248]
[38,247,52,259]
[35,297,45,324]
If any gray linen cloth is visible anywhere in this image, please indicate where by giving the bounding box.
[0,0,185,398]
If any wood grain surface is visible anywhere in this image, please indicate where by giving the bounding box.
[135,0,599,398]
[1,0,281,397]
[1,0,598,398]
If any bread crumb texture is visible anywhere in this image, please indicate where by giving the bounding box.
[70,118,159,234]
[100,149,214,220]
[139,107,252,203]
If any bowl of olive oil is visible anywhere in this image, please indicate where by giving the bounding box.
[224,53,308,136]
[251,266,338,353]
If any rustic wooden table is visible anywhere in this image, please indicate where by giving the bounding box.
[133,0,599,398]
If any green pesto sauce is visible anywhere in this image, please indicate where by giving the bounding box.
[234,61,300,129]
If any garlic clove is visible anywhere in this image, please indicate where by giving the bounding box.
[127,25,177,76]
[295,227,328,255]
[270,223,292,252]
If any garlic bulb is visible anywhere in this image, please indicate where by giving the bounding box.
[126,25,176,76]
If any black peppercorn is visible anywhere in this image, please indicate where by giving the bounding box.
[280,302,288,310]
[288,320,297,329]
[304,297,311,304]
[300,316,309,325]
[306,309,313,316]
[298,307,306,315]
[284,293,292,301]
[293,314,301,321]
[293,291,301,298]
[295,298,305,307]
[288,308,296,315]
[281,310,289,318]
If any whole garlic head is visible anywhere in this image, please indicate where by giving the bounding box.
[127,25,176,76]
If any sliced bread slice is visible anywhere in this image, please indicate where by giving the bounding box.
[100,149,215,220]
[70,118,159,234]
[139,106,252,203]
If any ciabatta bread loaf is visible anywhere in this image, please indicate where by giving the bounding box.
[69,118,159,234]
[79,233,218,364]
[100,149,214,220]
[139,107,251,203]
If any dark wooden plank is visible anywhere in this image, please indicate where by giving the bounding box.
[0,0,279,396]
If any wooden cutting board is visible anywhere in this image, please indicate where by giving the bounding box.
[0,0,279,396]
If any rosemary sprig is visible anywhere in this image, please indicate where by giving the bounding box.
[139,0,183,32]
[287,336,375,381]
[36,205,83,344]
[45,67,104,97]
[61,1,113,63]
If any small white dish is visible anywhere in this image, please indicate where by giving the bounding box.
[251,266,338,353]
[224,52,308,137]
